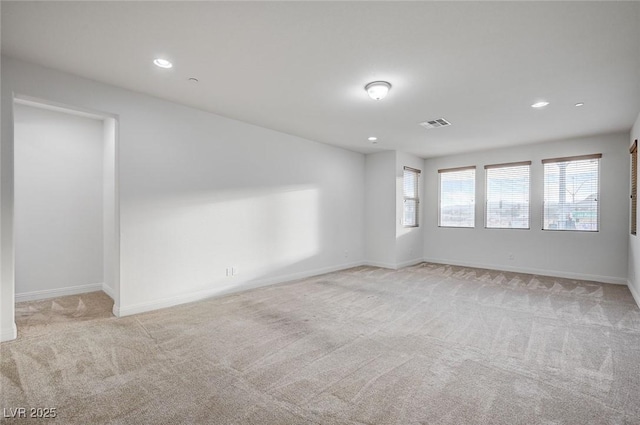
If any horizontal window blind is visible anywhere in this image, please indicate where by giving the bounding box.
[631,141,637,235]
[439,167,475,227]
[485,162,531,229]
[543,154,600,231]
[403,167,420,227]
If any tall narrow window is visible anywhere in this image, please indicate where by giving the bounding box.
[543,154,601,231]
[439,166,476,227]
[485,161,531,229]
[403,166,421,227]
[631,140,637,235]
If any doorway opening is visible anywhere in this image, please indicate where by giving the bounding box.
[12,95,119,337]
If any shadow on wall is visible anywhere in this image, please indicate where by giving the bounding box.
[396,227,423,266]
[119,183,358,308]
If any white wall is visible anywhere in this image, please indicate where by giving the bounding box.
[628,112,640,305]
[364,151,396,268]
[1,56,365,329]
[0,27,13,342]
[395,151,424,267]
[14,104,104,298]
[423,133,630,284]
[102,117,119,303]
[364,150,425,269]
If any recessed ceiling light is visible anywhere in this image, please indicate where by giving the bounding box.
[575,102,585,107]
[365,81,391,100]
[368,136,378,142]
[531,101,549,108]
[153,58,173,69]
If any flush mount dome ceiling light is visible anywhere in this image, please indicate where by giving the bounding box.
[365,81,392,100]
[531,101,550,108]
[153,58,173,69]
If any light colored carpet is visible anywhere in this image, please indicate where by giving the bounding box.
[13,291,114,340]
[1,263,640,424]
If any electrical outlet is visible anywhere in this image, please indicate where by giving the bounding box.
[344,250,349,258]
[232,267,237,276]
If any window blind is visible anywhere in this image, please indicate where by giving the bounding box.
[631,141,637,235]
[439,166,475,227]
[542,154,601,231]
[403,167,420,227]
[485,162,531,229]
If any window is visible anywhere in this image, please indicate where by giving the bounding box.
[631,140,637,235]
[485,162,531,229]
[543,154,601,231]
[403,166,420,227]
[439,166,475,227]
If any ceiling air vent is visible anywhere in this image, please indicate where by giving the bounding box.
[419,118,451,129]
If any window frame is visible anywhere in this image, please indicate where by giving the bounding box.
[542,153,601,232]
[438,165,476,228]
[484,161,532,230]
[402,166,421,228]
[631,141,637,235]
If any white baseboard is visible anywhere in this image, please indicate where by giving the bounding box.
[114,261,366,317]
[0,323,17,342]
[364,260,398,269]
[238,260,366,288]
[628,280,640,308]
[101,283,115,300]
[364,258,425,270]
[396,258,425,269]
[15,282,104,302]
[423,257,627,285]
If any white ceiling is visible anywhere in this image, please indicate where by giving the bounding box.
[2,1,640,158]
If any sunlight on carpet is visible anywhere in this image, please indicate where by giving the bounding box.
[2,264,639,424]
